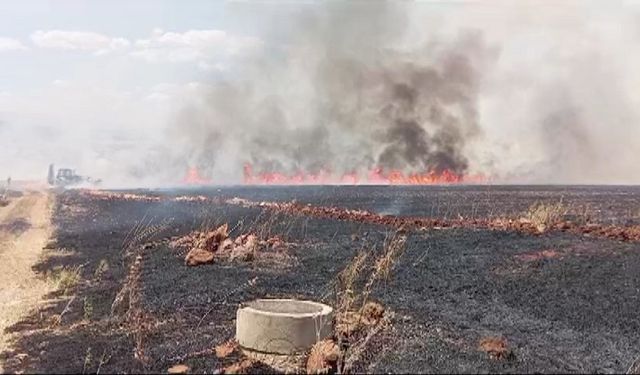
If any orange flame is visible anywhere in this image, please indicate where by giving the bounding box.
[243,163,486,185]
[183,167,212,185]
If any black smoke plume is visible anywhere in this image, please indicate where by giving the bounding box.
[167,2,497,181]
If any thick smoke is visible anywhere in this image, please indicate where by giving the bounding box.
[4,1,640,185]
[165,2,496,181]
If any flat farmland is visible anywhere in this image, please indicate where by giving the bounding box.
[1,185,639,373]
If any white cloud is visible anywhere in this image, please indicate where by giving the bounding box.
[0,37,27,52]
[31,30,130,54]
[26,29,261,66]
[130,29,262,63]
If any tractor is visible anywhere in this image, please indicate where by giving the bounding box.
[48,164,101,187]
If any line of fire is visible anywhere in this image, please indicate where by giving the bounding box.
[182,164,488,186]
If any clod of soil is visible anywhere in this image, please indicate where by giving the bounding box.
[231,234,258,261]
[199,224,229,252]
[185,248,215,266]
[306,339,340,375]
[479,337,513,360]
[221,359,274,374]
[215,340,239,359]
[167,364,190,373]
[171,223,295,268]
[182,224,229,266]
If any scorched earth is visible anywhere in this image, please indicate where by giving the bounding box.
[1,185,639,374]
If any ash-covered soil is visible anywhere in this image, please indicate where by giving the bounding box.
[1,186,639,374]
[176,185,640,224]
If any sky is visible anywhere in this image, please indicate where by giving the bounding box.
[0,0,280,180]
[2,1,640,185]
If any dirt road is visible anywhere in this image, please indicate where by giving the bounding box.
[0,191,52,370]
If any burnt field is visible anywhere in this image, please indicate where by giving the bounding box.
[176,185,640,224]
[2,185,640,373]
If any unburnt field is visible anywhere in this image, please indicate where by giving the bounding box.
[2,185,640,373]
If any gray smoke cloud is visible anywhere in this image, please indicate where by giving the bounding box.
[161,1,497,182]
[3,1,640,185]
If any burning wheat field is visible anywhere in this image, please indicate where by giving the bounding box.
[2,1,640,374]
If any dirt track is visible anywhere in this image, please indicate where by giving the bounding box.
[0,191,52,371]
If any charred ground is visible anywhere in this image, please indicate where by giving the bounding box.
[1,185,639,373]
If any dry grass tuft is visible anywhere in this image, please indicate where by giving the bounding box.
[628,356,640,374]
[122,214,174,255]
[335,301,386,339]
[93,258,110,279]
[524,201,567,233]
[50,265,82,295]
[335,250,369,314]
[83,296,94,321]
[324,230,406,373]
[361,301,385,324]
[370,233,406,282]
